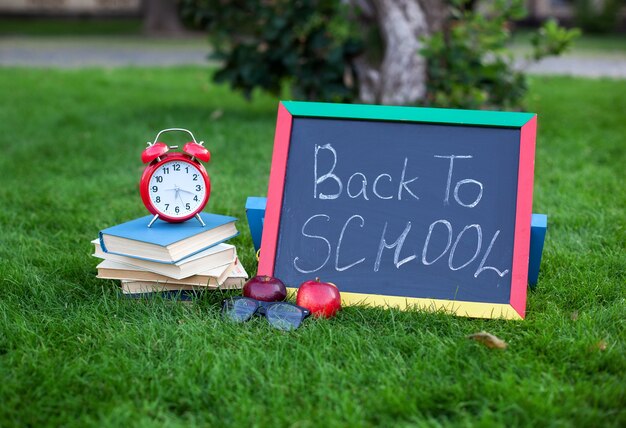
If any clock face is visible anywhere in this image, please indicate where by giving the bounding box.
[147,159,207,219]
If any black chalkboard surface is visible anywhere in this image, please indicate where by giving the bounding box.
[259,102,537,319]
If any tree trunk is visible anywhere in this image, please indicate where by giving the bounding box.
[143,0,186,36]
[349,0,447,105]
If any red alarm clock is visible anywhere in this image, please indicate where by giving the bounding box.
[140,128,211,227]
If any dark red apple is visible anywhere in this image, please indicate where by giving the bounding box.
[243,275,287,302]
[296,278,341,318]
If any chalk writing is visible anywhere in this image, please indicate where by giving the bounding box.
[313,144,421,202]
[294,145,511,281]
[336,215,366,271]
[293,214,331,274]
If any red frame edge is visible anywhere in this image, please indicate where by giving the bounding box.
[258,103,293,275]
[509,115,537,319]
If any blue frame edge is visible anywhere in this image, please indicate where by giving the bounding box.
[528,213,548,287]
[245,196,267,253]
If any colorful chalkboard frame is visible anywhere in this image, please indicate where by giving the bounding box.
[258,101,537,320]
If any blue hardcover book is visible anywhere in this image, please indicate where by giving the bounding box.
[99,212,238,264]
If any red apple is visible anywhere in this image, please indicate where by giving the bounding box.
[243,275,287,302]
[296,278,341,318]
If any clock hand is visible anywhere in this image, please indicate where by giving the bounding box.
[176,188,185,205]
[165,185,188,194]
[177,188,196,195]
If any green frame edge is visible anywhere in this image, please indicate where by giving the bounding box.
[282,101,535,128]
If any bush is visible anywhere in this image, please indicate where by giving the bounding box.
[574,0,622,34]
[179,0,362,102]
[421,0,579,110]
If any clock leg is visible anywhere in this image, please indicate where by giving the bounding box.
[147,214,160,228]
[195,213,206,227]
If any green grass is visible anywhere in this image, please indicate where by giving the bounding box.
[511,29,626,55]
[0,68,624,427]
[561,32,626,53]
[0,18,143,36]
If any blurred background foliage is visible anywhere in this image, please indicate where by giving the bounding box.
[180,0,580,110]
[574,0,623,34]
[422,0,580,109]
[180,0,362,102]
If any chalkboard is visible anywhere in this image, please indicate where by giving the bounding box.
[259,102,537,320]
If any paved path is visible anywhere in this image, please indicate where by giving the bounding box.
[515,53,626,78]
[0,37,212,67]
[1,36,625,78]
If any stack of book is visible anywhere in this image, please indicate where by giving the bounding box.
[92,212,248,299]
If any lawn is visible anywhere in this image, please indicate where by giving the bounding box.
[0,18,143,36]
[510,29,626,55]
[0,68,624,427]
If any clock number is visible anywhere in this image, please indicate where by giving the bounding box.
[162,167,169,174]
[195,185,202,191]
[155,176,163,183]
[165,204,169,210]
[193,174,198,181]
[151,186,158,192]
[193,195,198,202]
[173,164,180,171]
[175,206,180,214]
[185,166,189,173]
[155,196,161,203]
[185,203,190,210]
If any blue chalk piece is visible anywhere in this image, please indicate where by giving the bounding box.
[245,196,547,287]
[246,197,267,252]
[528,214,548,288]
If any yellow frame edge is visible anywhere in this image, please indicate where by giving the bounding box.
[286,288,522,320]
